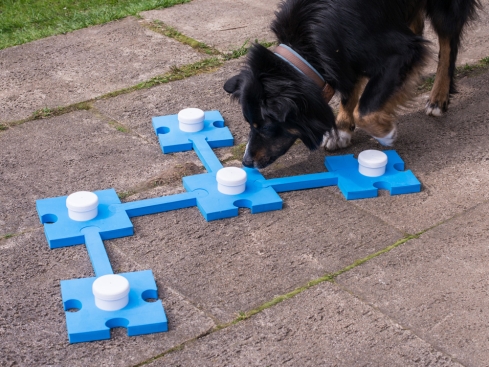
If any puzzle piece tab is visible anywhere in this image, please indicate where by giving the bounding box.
[61,270,168,343]
[183,168,283,221]
[257,172,338,193]
[36,189,133,249]
[324,150,421,200]
[82,227,114,277]
[152,110,234,154]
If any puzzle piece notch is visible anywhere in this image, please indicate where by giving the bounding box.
[183,167,283,221]
[152,110,233,154]
[36,189,134,249]
[61,270,168,343]
[324,150,421,200]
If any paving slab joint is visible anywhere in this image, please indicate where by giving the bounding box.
[0,227,42,244]
[132,233,429,366]
[332,281,468,367]
[142,20,221,56]
[132,325,216,367]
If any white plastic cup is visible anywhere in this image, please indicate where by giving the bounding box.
[178,108,205,132]
[92,274,130,311]
[216,167,247,195]
[66,191,99,221]
[358,150,388,177]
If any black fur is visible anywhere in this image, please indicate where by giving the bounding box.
[224,0,480,169]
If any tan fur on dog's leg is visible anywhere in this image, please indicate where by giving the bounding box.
[426,37,451,117]
[409,9,425,36]
[323,79,365,150]
[353,59,425,145]
[354,107,398,146]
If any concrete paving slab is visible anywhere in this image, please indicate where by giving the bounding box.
[0,109,204,236]
[342,69,489,234]
[94,58,248,143]
[337,201,489,367]
[0,229,216,367]
[148,282,462,366]
[109,184,403,323]
[0,17,205,124]
[141,0,279,52]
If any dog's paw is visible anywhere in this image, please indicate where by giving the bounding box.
[373,127,397,146]
[425,99,448,117]
[322,129,352,151]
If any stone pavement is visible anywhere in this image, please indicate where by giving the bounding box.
[1,1,489,366]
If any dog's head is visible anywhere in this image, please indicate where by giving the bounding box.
[224,44,336,169]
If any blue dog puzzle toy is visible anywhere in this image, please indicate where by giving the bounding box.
[61,270,168,343]
[325,150,421,200]
[36,109,423,344]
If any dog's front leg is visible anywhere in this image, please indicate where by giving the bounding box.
[353,36,427,145]
[426,36,453,116]
[323,79,365,151]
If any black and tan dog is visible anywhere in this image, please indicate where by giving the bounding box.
[224,0,480,169]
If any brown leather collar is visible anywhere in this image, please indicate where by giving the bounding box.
[274,44,335,103]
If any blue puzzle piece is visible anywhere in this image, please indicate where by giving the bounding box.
[257,172,338,193]
[152,110,234,154]
[324,150,421,200]
[36,189,133,249]
[61,270,168,343]
[183,168,283,221]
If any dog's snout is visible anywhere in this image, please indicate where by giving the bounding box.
[242,157,254,168]
[242,143,254,168]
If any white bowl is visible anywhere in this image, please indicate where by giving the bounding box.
[216,167,247,195]
[358,150,388,177]
[178,108,205,132]
[66,191,99,221]
[92,274,130,311]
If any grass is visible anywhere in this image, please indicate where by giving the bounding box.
[108,120,130,133]
[0,0,190,50]
[223,39,276,61]
[30,101,91,121]
[418,56,489,94]
[101,57,224,99]
[227,143,247,162]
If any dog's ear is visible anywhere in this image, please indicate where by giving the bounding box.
[223,74,242,95]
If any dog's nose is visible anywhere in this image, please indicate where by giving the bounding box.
[242,157,254,168]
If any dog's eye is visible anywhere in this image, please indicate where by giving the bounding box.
[258,124,277,137]
[253,123,259,129]
[261,125,271,131]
